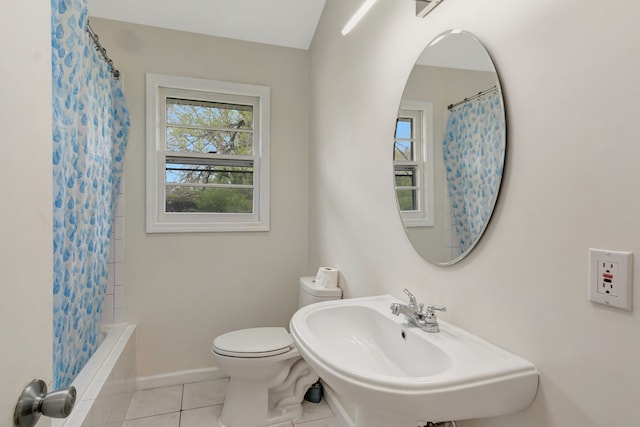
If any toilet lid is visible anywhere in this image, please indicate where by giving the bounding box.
[212,327,294,358]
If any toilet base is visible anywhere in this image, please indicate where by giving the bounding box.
[217,387,304,427]
[216,357,317,427]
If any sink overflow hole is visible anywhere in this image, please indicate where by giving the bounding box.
[401,329,407,340]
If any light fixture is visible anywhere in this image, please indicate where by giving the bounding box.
[415,0,446,17]
[341,0,378,36]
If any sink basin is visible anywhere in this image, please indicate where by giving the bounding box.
[290,295,538,426]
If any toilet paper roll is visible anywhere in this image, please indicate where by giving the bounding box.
[315,267,339,288]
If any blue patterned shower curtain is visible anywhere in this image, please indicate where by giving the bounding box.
[51,0,129,388]
[443,91,504,253]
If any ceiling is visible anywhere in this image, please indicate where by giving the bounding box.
[87,0,327,50]
[418,31,495,72]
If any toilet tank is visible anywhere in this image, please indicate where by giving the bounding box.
[298,276,342,308]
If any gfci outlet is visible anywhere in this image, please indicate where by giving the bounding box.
[597,260,618,296]
[589,248,633,310]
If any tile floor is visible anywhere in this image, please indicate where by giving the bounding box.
[123,379,342,427]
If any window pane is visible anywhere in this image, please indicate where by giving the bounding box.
[394,141,414,161]
[396,189,417,211]
[395,118,412,138]
[166,186,253,213]
[167,98,253,130]
[395,174,414,187]
[166,127,253,155]
[394,167,416,186]
[166,163,253,185]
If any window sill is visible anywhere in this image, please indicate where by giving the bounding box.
[146,220,270,233]
[402,218,434,228]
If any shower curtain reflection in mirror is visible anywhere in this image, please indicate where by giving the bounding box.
[443,89,505,253]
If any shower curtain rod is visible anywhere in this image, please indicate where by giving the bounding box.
[86,20,120,79]
[447,85,497,110]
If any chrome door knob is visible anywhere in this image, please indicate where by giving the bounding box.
[14,379,76,427]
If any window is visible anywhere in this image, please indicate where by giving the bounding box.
[146,73,270,232]
[394,101,434,227]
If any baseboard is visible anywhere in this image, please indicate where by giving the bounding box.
[136,367,227,390]
[321,381,355,427]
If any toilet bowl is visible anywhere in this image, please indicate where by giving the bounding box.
[211,277,342,427]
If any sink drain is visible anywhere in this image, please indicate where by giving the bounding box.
[400,329,407,340]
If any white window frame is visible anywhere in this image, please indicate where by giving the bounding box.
[395,100,434,227]
[146,73,270,233]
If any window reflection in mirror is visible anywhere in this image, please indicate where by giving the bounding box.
[395,101,434,227]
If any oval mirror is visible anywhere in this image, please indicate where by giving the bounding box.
[393,30,506,266]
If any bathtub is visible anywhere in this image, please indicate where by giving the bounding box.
[53,323,136,427]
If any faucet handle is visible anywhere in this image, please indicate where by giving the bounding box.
[390,302,400,315]
[426,304,447,313]
[403,289,418,307]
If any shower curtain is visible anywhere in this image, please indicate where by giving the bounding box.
[51,0,129,388]
[443,91,504,253]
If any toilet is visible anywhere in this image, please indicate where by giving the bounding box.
[212,276,342,427]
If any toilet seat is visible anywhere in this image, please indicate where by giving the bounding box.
[213,327,294,358]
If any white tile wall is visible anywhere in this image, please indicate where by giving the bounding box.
[88,326,137,427]
[445,195,462,260]
[104,179,125,326]
[54,325,137,427]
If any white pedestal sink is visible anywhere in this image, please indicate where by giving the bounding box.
[290,295,538,427]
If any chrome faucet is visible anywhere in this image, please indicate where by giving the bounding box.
[390,289,447,333]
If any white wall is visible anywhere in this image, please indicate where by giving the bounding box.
[309,0,640,425]
[89,18,311,377]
